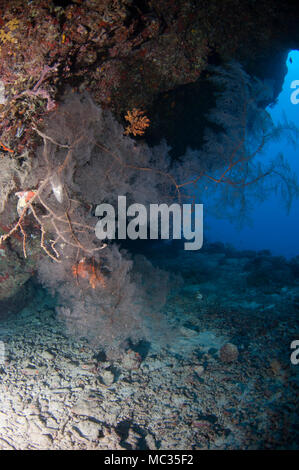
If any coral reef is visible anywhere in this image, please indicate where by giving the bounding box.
[0,1,298,351]
[0,0,298,158]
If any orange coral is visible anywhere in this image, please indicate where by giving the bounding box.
[0,141,14,153]
[72,258,106,289]
[124,108,150,136]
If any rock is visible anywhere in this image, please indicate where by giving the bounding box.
[219,343,239,363]
[194,365,205,376]
[74,420,101,441]
[145,433,157,450]
[100,369,114,386]
[40,351,55,361]
[179,326,198,338]
[121,350,142,370]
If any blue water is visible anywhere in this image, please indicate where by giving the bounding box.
[205,51,299,258]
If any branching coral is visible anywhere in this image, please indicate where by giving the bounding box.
[124,108,150,136]
[12,64,58,112]
[0,18,19,50]
[0,127,107,262]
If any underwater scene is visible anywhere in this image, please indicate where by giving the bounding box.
[0,0,298,453]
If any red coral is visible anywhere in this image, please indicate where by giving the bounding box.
[0,273,9,283]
